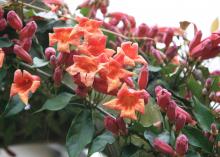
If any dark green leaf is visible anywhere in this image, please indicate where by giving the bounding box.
[183,126,212,153]
[32,57,49,68]
[186,150,201,157]
[3,95,24,117]
[187,76,203,101]
[37,92,74,112]
[0,38,13,48]
[121,144,139,157]
[0,68,7,83]
[66,110,95,157]
[88,131,115,156]
[193,97,214,131]
[80,8,90,17]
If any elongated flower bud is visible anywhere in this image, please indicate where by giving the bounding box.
[211,123,218,135]
[0,18,6,31]
[136,23,150,37]
[53,66,63,86]
[175,114,186,132]
[7,11,23,30]
[104,116,119,135]
[189,30,202,51]
[167,100,176,122]
[14,44,33,64]
[190,38,212,58]
[155,86,172,111]
[21,38,32,52]
[75,85,88,97]
[122,77,135,88]
[19,21,37,39]
[153,138,175,156]
[165,45,178,60]
[116,117,128,135]
[148,25,158,38]
[176,106,196,125]
[163,28,174,48]
[175,134,188,156]
[138,64,149,89]
[50,55,57,68]
[140,90,150,104]
[45,47,56,60]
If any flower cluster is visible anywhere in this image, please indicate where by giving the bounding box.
[155,86,196,132]
[49,16,150,120]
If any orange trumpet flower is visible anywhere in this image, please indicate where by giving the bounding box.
[103,84,145,120]
[10,69,41,105]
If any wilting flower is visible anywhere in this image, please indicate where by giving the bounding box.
[10,69,41,105]
[66,55,103,87]
[0,48,5,68]
[175,134,188,156]
[7,11,23,30]
[49,27,75,53]
[103,83,145,120]
[138,64,149,89]
[114,42,146,66]
[104,116,127,136]
[153,138,175,156]
[19,21,37,40]
[13,44,33,64]
[100,58,134,92]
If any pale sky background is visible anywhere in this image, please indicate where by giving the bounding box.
[64,0,220,71]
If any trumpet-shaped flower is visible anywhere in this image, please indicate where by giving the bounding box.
[114,42,146,66]
[10,70,41,105]
[49,27,75,53]
[103,84,145,120]
[100,59,134,92]
[66,55,103,87]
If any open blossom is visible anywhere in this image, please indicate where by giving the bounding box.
[99,58,134,92]
[10,69,41,105]
[114,42,146,66]
[103,83,145,120]
[66,55,103,87]
[49,27,75,53]
[0,48,5,68]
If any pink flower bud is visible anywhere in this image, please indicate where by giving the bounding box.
[0,18,7,31]
[7,11,23,30]
[165,45,178,60]
[147,25,158,38]
[122,77,135,88]
[175,134,188,156]
[155,87,172,111]
[153,138,175,156]
[138,64,149,90]
[205,78,212,89]
[151,47,165,64]
[176,106,196,125]
[175,114,186,132]
[166,100,176,122]
[57,53,68,65]
[50,55,57,68]
[155,85,163,94]
[135,23,150,37]
[0,7,4,18]
[104,116,119,135]
[45,47,56,60]
[53,66,63,86]
[163,28,174,49]
[140,90,150,104]
[13,44,33,64]
[21,38,32,52]
[19,21,37,39]
[116,117,128,136]
[189,30,202,51]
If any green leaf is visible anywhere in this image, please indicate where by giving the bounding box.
[193,97,214,131]
[140,99,162,127]
[121,145,139,157]
[186,150,201,157]
[37,92,74,112]
[183,126,212,153]
[66,110,95,157]
[187,76,203,101]
[80,8,90,17]
[32,57,49,68]
[148,65,161,72]
[88,131,115,156]
[161,63,177,74]
[0,68,7,83]
[0,38,13,48]
[3,95,24,117]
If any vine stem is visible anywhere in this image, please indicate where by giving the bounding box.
[17,1,155,42]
